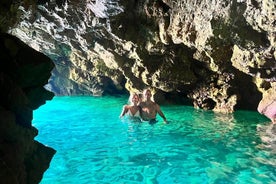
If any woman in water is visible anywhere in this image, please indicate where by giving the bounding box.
[120,93,142,119]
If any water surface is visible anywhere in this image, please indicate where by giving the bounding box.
[33,96,275,183]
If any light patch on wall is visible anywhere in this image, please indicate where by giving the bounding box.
[86,0,123,18]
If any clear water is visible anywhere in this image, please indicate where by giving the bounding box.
[33,96,276,184]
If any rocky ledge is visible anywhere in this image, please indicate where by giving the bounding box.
[0,33,56,184]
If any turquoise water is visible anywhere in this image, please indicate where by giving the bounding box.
[33,96,276,184]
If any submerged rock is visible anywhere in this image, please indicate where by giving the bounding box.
[257,123,276,154]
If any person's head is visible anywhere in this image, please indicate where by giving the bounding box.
[143,88,152,101]
[129,93,140,105]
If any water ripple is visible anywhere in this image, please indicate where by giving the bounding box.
[34,96,275,183]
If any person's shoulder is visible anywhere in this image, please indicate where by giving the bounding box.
[123,105,131,109]
[153,102,160,108]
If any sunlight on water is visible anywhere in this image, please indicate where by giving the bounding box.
[33,96,276,184]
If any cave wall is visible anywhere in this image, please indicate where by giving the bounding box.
[8,0,276,119]
[0,33,56,183]
[0,1,275,183]
[110,0,275,113]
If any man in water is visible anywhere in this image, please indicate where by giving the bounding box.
[139,88,167,124]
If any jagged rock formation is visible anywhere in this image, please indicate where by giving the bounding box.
[8,0,276,117]
[0,33,56,183]
[0,1,275,183]
[9,0,127,96]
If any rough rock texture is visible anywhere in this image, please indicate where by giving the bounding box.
[0,33,56,184]
[0,0,275,182]
[8,0,276,117]
[258,83,276,123]
[9,0,127,96]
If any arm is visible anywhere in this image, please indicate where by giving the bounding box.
[138,105,143,119]
[156,104,167,123]
[119,105,128,118]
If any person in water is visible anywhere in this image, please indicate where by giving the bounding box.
[120,93,142,119]
[139,88,167,124]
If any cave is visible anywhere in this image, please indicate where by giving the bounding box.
[0,0,275,183]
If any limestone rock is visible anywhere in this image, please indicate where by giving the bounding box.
[258,84,276,123]
[5,0,276,115]
[0,33,56,184]
[9,0,127,96]
[0,0,275,182]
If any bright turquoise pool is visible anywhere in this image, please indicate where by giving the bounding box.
[33,96,275,183]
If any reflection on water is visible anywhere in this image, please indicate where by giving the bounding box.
[257,123,276,154]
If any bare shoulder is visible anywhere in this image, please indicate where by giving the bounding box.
[152,101,159,107]
[153,102,161,109]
